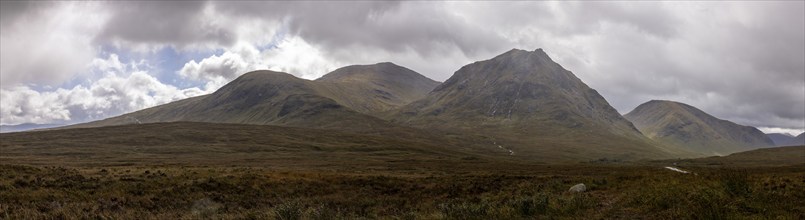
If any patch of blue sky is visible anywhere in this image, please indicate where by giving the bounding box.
[44,23,288,93]
[258,24,287,51]
[149,46,223,89]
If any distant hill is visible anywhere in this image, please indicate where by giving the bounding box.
[0,123,62,133]
[625,100,774,156]
[391,48,686,160]
[779,132,805,146]
[766,133,804,146]
[678,145,805,167]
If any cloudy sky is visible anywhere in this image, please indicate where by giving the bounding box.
[1,1,803,134]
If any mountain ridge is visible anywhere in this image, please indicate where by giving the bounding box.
[65,70,391,132]
[56,49,735,161]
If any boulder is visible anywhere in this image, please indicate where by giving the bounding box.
[568,183,586,193]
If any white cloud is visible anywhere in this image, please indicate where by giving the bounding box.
[178,36,342,89]
[757,127,805,136]
[0,54,204,125]
[178,43,265,92]
[263,36,341,80]
[90,54,126,73]
[0,86,70,124]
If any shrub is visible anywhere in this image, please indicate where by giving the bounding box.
[510,194,549,217]
[719,170,751,197]
[557,194,593,214]
[274,201,303,220]
[438,200,492,219]
[306,205,339,220]
[689,188,730,220]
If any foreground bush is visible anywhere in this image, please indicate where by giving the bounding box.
[0,165,802,219]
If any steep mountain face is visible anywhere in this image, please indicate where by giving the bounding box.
[67,70,391,131]
[767,133,796,146]
[625,100,774,155]
[392,48,681,160]
[315,62,440,116]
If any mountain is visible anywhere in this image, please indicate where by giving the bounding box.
[624,100,774,156]
[767,133,796,146]
[67,63,438,131]
[0,123,62,133]
[315,62,440,116]
[65,70,388,131]
[391,48,683,160]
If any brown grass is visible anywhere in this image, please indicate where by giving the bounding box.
[2,122,804,219]
[1,164,803,219]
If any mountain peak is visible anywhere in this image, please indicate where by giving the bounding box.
[644,99,683,106]
[396,47,644,136]
[240,69,291,77]
[495,48,550,61]
[434,47,578,95]
[235,70,298,82]
[502,48,545,54]
[316,62,437,85]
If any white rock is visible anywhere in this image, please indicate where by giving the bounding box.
[664,166,689,174]
[568,183,586,193]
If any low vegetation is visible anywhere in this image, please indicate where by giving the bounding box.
[1,164,802,219]
[2,124,803,218]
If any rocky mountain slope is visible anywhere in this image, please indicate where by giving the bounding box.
[391,48,683,160]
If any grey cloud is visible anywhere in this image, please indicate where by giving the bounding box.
[576,2,681,38]
[1,1,104,87]
[95,1,235,49]
[0,1,35,28]
[680,2,804,129]
[217,2,507,58]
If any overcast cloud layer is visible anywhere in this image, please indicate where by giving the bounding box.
[1,1,803,134]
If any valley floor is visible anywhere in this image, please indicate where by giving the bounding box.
[1,163,803,219]
[2,123,804,218]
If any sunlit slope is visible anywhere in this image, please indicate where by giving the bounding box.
[625,100,774,156]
